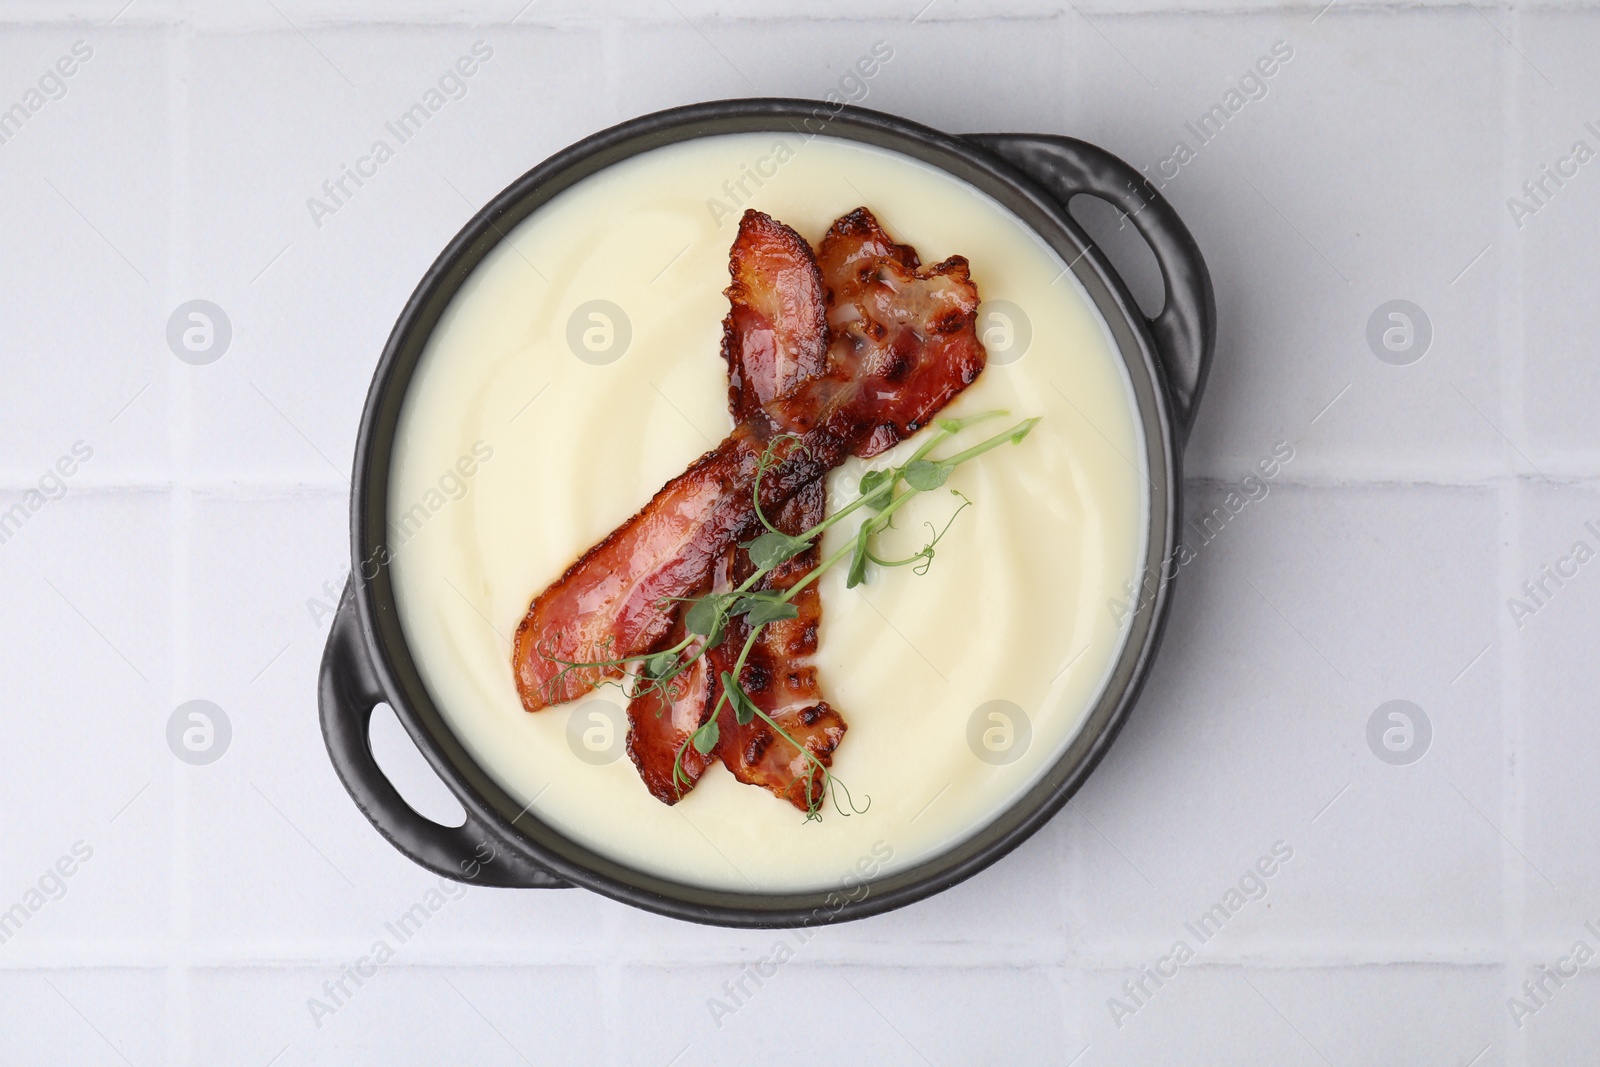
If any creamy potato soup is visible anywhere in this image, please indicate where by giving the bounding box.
[388,132,1147,892]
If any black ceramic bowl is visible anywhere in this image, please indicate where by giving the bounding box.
[319,98,1214,927]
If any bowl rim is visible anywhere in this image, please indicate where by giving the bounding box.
[346,97,1182,927]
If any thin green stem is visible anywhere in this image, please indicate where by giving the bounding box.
[868,494,972,568]
[777,536,858,604]
[935,416,1041,468]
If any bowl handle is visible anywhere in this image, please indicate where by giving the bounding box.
[319,579,570,888]
[966,133,1216,444]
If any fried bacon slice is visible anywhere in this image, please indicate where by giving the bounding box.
[696,209,978,808]
[513,410,861,712]
[787,207,986,459]
[623,617,717,803]
[625,212,828,802]
[721,209,830,419]
[628,484,843,809]
[512,433,763,710]
[707,479,847,812]
[514,212,823,714]
[513,208,986,810]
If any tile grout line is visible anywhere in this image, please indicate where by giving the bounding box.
[167,15,195,1067]
[1500,482,1527,1067]
[0,4,1555,32]
[0,943,1558,970]
[1499,13,1527,1065]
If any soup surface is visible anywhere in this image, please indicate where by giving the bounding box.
[388,132,1147,891]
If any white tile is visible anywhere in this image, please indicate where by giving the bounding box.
[620,964,1069,1066]
[183,29,431,484]
[0,490,172,948]
[1518,483,1600,938]
[1083,964,1504,1065]
[190,964,603,1065]
[0,968,166,1066]
[184,490,401,943]
[608,17,1068,137]
[183,493,448,942]
[1524,968,1600,1064]
[1517,11,1600,464]
[0,27,173,482]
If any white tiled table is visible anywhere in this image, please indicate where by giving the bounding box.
[1,2,1593,1063]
